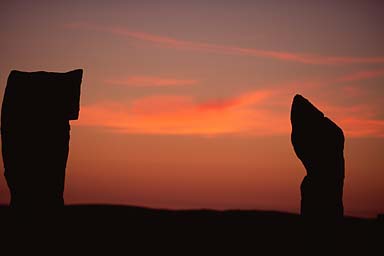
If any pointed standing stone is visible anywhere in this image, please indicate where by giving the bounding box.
[291,94,344,220]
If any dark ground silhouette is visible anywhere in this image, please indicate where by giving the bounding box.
[0,204,382,252]
[1,69,82,207]
[291,94,345,220]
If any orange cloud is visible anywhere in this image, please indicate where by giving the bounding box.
[76,90,289,136]
[130,95,195,115]
[65,22,384,65]
[197,91,271,112]
[106,76,198,87]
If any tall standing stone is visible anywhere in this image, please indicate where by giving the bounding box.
[290,94,344,220]
[1,69,83,208]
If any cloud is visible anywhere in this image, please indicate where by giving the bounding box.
[75,85,384,138]
[106,76,198,87]
[65,22,384,65]
[197,90,271,111]
[130,95,195,114]
[76,90,289,136]
[312,102,384,138]
[336,68,384,82]
[339,118,384,138]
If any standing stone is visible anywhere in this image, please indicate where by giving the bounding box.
[290,94,344,220]
[1,69,83,208]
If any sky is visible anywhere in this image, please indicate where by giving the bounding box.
[0,0,383,217]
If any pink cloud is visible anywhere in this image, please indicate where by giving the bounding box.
[341,85,365,97]
[313,102,384,138]
[65,22,384,65]
[106,76,198,87]
[336,68,384,82]
[339,118,384,138]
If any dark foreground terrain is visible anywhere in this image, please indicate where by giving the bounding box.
[0,204,382,253]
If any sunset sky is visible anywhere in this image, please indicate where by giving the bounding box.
[0,0,383,217]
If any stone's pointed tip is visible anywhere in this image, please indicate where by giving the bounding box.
[291,94,324,127]
[292,94,308,107]
[290,94,324,124]
[291,95,311,113]
[293,94,304,101]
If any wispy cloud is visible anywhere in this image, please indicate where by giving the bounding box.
[65,22,384,65]
[311,100,384,138]
[336,68,384,82]
[339,118,384,138]
[106,76,198,87]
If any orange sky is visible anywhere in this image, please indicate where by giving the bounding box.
[0,1,383,217]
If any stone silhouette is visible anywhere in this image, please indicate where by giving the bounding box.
[290,94,344,220]
[1,69,83,207]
